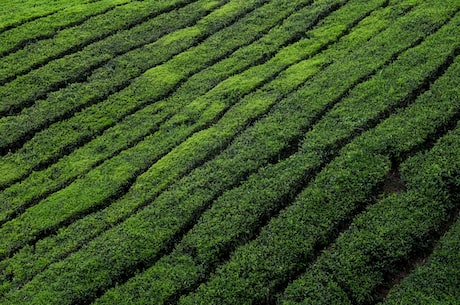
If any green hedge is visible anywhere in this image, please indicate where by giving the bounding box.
[90,2,422,303]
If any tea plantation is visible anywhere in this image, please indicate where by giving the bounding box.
[0,0,459,304]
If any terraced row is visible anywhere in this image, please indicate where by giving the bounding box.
[1,0,459,304]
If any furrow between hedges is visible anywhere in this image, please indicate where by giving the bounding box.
[371,204,460,304]
[0,11,59,35]
[275,119,460,305]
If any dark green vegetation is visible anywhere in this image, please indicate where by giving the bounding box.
[0,0,459,304]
